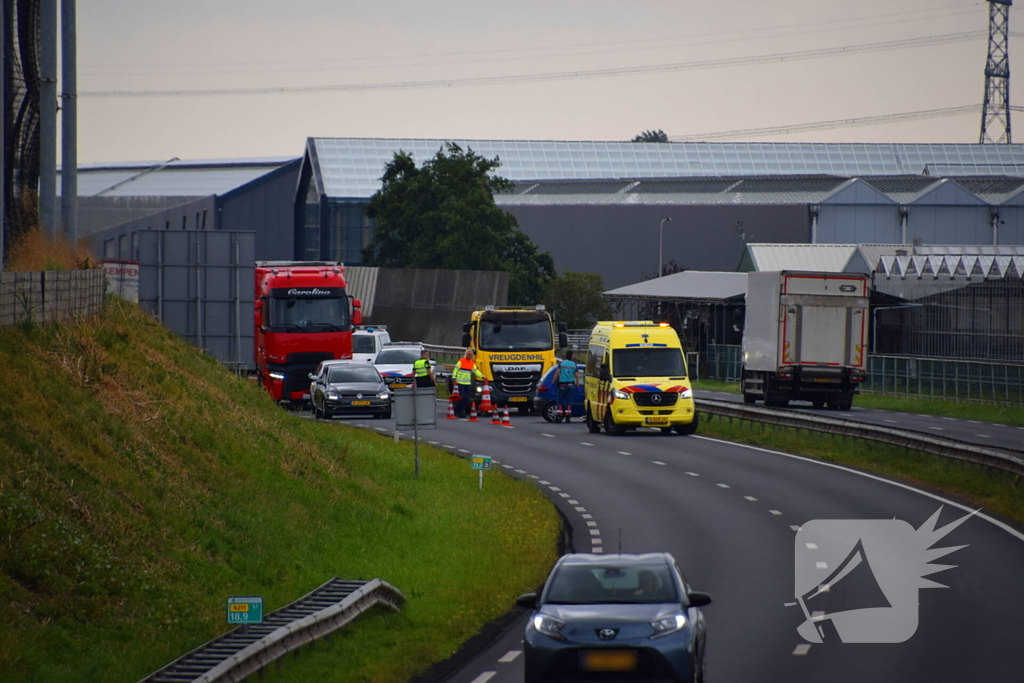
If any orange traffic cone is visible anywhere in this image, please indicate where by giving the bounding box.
[500,406,512,427]
[479,382,494,413]
[490,406,502,425]
[446,385,459,420]
[469,401,479,422]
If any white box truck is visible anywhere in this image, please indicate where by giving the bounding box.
[741,271,870,410]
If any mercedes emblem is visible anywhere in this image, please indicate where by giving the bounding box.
[651,394,662,404]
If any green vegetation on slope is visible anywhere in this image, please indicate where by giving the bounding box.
[0,299,560,682]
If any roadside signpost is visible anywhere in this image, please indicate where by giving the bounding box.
[393,384,437,478]
[227,596,263,631]
[471,454,492,490]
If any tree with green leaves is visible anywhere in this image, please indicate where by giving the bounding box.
[631,129,669,143]
[363,143,554,305]
[542,270,613,330]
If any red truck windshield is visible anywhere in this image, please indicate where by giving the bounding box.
[266,296,350,332]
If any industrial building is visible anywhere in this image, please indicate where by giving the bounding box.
[296,139,1024,289]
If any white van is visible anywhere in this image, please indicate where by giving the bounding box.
[352,326,392,363]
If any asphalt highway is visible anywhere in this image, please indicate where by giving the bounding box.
[333,404,1024,683]
[696,390,1024,454]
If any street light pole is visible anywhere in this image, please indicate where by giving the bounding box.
[658,217,672,278]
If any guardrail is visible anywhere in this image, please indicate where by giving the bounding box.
[139,578,404,683]
[695,398,1024,479]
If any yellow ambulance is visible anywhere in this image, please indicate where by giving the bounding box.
[584,321,698,435]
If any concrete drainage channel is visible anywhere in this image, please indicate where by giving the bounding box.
[139,578,404,683]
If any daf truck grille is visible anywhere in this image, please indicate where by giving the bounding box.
[633,392,679,407]
[494,370,541,394]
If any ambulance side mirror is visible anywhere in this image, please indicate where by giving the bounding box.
[600,364,611,382]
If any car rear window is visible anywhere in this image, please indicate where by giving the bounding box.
[545,565,677,604]
[328,366,381,384]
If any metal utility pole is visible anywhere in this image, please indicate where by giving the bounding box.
[1,1,6,273]
[60,0,77,245]
[980,0,1013,144]
[39,0,58,236]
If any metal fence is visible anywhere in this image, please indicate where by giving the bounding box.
[864,354,1024,405]
[705,344,742,382]
[0,269,106,327]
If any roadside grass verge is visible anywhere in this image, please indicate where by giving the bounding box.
[696,414,1024,525]
[0,299,560,682]
[692,379,1024,428]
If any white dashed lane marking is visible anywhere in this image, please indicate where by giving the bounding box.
[716,483,731,489]
[587,521,598,527]
[541,434,556,438]
[528,474,539,479]
[549,486,562,491]
[590,529,601,536]
[930,426,945,431]
[470,672,496,683]
[428,440,439,445]
[539,480,551,485]
[592,537,603,545]
[497,650,521,664]
[592,547,604,554]
[618,451,632,456]
[581,514,593,519]
[502,464,513,469]
[942,417,957,421]
[581,442,594,447]
[884,419,899,423]
[559,493,571,498]
[568,499,579,505]
[653,461,667,466]
[458,449,470,453]
[514,469,526,474]
[744,496,758,501]
[793,644,812,656]
[686,472,700,477]
[976,434,991,438]
[575,506,587,512]
[770,510,783,516]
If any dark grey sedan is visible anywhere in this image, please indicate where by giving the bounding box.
[308,362,392,419]
[518,553,711,683]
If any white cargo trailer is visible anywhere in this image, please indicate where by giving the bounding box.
[741,271,870,410]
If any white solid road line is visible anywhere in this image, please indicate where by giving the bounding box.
[884,419,899,423]
[497,650,522,664]
[976,434,991,438]
[693,434,1024,543]
[470,672,497,683]
[793,644,812,656]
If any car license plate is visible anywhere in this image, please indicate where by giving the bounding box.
[391,383,410,389]
[645,417,669,425]
[301,394,310,399]
[580,650,638,672]
[351,400,370,406]
[812,377,833,383]
[509,396,528,402]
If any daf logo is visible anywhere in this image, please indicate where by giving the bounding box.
[597,628,618,640]
[651,394,663,404]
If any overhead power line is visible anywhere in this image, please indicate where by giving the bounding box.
[80,30,986,99]
[670,105,984,141]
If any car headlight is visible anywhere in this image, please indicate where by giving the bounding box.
[532,614,566,640]
[378,392,390,400]
[612,389,630,400]
[269,372,285,381]
[650,614,687,638]
[326,392,339,400]
[679,388,693,399]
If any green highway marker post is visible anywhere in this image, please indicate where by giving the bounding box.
[471,454,492,490]
[227,596,263,634]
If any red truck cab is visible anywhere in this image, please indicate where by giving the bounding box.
[254,261,362,403]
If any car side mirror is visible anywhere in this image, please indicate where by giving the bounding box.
[687,591,712,607]
[308,373,316,381]
[558,322,568,333]
[516,592,537,609]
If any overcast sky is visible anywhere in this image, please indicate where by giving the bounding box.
[72,0,1016,163]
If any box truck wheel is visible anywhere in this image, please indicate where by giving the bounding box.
[743,393,757,404]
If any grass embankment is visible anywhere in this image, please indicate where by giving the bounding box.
[697,417,1024,525]
[0,300,560,682]
[692,379,1024,427]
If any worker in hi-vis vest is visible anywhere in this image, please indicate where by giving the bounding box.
[413,349,435,388]
[451,348,484,417]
